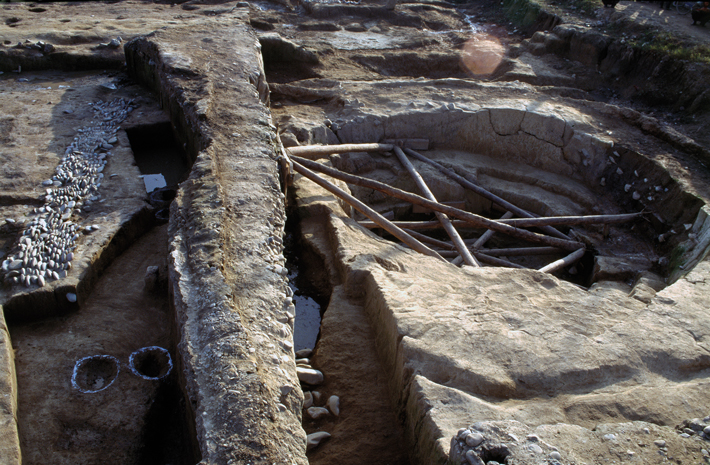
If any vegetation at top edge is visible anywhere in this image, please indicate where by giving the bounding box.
[505,0,710,64]
[503,0,602,20]
[628,30,710,64]
[566,0,602,15]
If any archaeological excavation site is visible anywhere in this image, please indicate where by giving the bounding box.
[1,0,710,463]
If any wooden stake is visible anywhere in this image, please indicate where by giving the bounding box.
[538,248,585,273]
[393,146,480,267]
[290,155,585,251]
[474,252,528,269]
[290,159,447,263]
[496,213,641,228]
[359,220,473,230]
[404,229,455,251]
[473,211,514,249]
[401,147,572,241]
[476,247,561,256]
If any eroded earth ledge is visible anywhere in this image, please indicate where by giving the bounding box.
[124,13,309,465]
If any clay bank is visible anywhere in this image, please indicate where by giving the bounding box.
[1,1,710,464]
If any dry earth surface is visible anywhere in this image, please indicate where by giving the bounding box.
[1,0,710,464]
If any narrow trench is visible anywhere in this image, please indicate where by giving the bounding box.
[285,201,412,465]
[8,118,198,464]
[283,214,329,353]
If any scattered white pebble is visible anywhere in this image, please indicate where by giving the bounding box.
[307,406,329,420]
[306,431,331,451]
[326,395,340,416]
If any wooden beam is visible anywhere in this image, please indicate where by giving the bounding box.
[291,155,585,251]
[402,147,572,241]
[477,247,561,256]
[287,143,394,159]
[473,211,514,249]
[359,212,640,229]
[393,146,480,267]
[474,252,528,269]
[496,213,641,228]
[359,220,470,230]
[291,159,447,263]
[404,229,455,251]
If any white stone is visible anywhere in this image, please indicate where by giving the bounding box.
[307,406,329,420]
[528,443,543,454]
[66,292,77,303]
[297,367,324,385]
[466,432,484,447]
[326,395,340,416]
[303,391,313,409]
[306,431,331,451]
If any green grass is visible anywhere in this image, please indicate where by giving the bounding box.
[568,0,603,15]
[629,31,710,64]
[503,0,710,64]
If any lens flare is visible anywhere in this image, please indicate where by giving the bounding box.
[460,34,505,76]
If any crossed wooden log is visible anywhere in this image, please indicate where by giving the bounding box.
[283,143,641,274]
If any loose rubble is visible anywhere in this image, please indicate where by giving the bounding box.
[450,421,564,465]
[1,98,133,288]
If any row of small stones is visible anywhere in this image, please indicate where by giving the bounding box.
[261,212,335,450]
[293,348,338,452]
[1,98,133,288]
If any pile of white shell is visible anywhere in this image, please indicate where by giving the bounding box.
[2,97,133,288]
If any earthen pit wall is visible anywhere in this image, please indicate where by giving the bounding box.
[0,306,20,465]
[334,105,708,281]
[299,200,710,465]
[125,13,308,465]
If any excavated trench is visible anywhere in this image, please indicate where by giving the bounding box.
[0,71,199,464]
[2,1,710,464]
[254,1,710,460]
[282,109,710,462]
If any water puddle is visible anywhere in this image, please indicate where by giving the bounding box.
[289,270,321,352]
